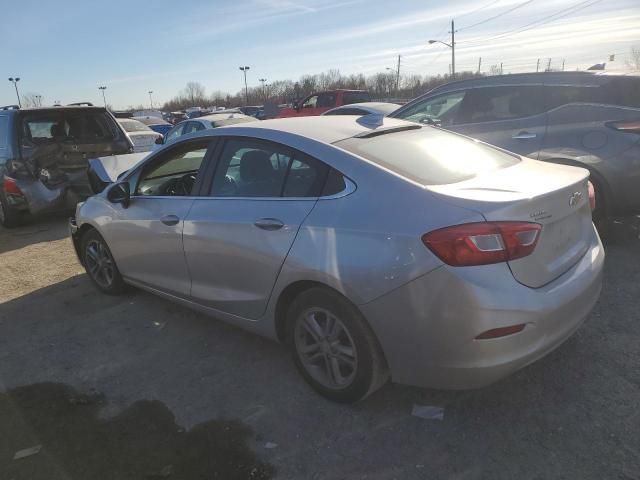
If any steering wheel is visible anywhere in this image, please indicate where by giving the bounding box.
[160,173,197,196]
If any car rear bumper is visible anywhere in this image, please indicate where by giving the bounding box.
[360,225,605,390]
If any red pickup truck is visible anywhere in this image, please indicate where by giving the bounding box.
[277,89,372,118]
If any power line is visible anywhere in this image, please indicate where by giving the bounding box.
[455,0,502,20]
[459,0,603,45]
[458,0,535,32]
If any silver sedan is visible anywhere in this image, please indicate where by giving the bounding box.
[70,116,604,403]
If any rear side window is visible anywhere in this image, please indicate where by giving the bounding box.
[342,91,372,105]
[457,86,546,124]
[335,128,519,186]
[0,116,8,147]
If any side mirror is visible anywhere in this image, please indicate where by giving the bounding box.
[155,136,164,145]
[107,182,130,208]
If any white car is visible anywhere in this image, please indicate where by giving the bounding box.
[160,112,256,145]
[322,102,400,116]
[117,118,162,153]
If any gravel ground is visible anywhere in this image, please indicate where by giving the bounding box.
[0,215,639,479]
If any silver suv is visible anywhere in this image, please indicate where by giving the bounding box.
[390,72,640,232]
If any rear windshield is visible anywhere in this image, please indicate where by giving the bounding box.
[343,91,372,105]
[335,127,520,185]
[22,110,120,144]
[119,119,152,132]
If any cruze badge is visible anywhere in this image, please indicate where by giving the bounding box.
[569,191,583,207]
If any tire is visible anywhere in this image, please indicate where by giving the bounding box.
[80,229,126,295]
[287,287,389,403]
[0,191,23,228]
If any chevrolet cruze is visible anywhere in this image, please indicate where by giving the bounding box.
[70,116,604,402]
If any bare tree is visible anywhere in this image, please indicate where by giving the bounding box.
[22,92,44,107]
[183,82,206,105]
[627,46,640,70]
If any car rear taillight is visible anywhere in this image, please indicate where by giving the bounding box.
[587,181,596,211]
[606,119,640,134]
[3,177,24,196]
[422,222,542,267]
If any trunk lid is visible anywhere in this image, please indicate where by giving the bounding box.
[429,159,592,288]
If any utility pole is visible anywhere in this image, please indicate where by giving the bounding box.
[536,58,540,72]
[148,90,154,109]
[500,62,503,74]
[450,19,456,79]
[8,77,21,107]
[547,58,552,72]
[478,57,482,73]
[98,86,107,108]
[239,66,250,106]
[259,78,267,100]
[562,59,565,71]
[395,55,401,94]
[35,95,42,107]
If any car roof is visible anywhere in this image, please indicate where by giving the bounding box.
[221,115,417,143]
[325,102,400,114]
[132,115,169,125]
[429,71,640,93]
[198,112,254,122]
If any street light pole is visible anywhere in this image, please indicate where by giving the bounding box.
[148,90,154,109]
[239,66,250,106]
[428,20,456,79]
[98,86,107,108]
[8,77,21,107]
[259,78,267,101]
[35,95,42,107]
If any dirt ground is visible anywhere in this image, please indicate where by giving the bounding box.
[0,215,639,479]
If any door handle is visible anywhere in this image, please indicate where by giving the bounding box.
[160,214,180,226]
[254,218,284,231]
[512,132,537,139]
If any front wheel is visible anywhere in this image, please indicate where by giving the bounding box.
[81,229,126,294]
[287,288,388,403]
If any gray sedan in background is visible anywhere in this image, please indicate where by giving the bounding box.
[390,71,640,233]
[70,116,604,402]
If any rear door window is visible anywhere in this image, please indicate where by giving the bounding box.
[456,86,546,124]
[546,86,603,110]
[282,154,329,197]
[316,93,337,108]
[342,91,372,105]
[0,116,9,147]
[602,77,640,108]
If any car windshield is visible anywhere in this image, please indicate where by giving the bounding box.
[335,127,519,185]
[119,119,152,132]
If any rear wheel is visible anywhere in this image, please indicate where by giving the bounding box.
[0,192,22,228]
[81,229,126,294]
[287,287,388,403]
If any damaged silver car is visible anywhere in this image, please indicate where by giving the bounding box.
[0,103,133,227]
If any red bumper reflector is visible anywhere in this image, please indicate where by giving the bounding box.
[475,324,526,339]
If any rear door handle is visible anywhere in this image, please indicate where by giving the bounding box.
[512,132,537,139]
[160,214,180,226]
[254,218,284,231]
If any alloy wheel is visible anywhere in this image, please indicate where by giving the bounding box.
[294,308,358,389]
[85,239,116,289]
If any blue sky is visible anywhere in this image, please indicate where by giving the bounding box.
[2,0,639,109]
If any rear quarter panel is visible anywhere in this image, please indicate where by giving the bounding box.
[539,103,640,211]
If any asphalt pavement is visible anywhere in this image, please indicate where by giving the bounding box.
[0,215,638,479]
